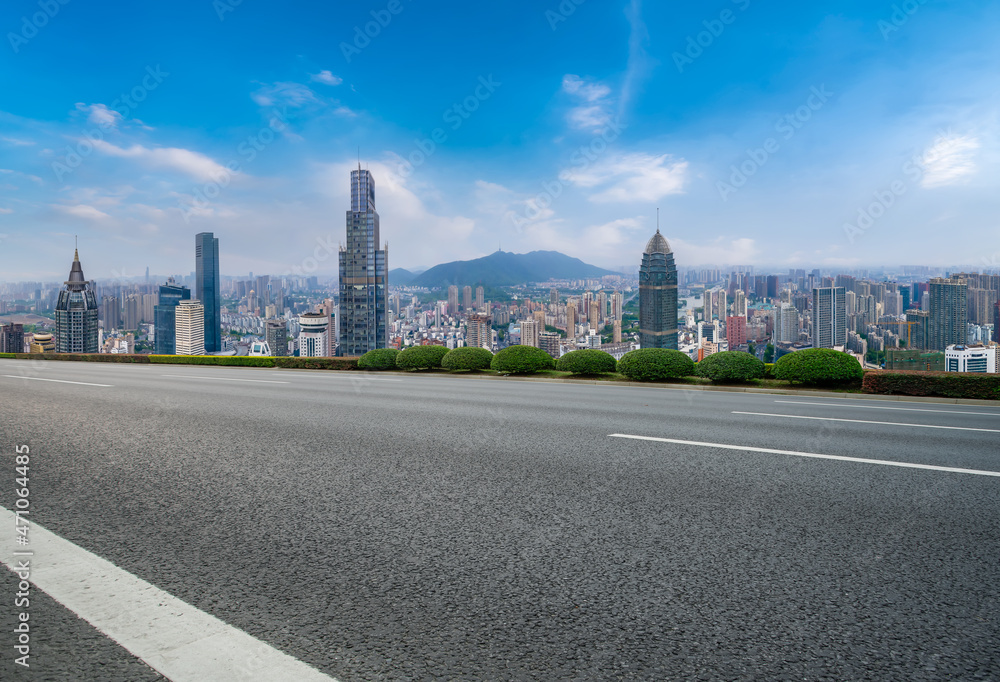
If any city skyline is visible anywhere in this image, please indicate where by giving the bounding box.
[1,2,999,280]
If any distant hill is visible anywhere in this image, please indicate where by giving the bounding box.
[409,251,616,288]
[389,268,419,286]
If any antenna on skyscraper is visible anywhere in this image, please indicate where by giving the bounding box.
[656,208,660,233]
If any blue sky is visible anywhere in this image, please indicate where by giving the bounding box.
[1,0,998,281]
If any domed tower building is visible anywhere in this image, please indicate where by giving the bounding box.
[55,248,100,353]
[639,229,678,350]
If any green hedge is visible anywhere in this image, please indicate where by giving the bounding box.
[774,348,863,385]
[358,348,400,371]
[491,345,556,374]
[0,353,17,358]
[276,357,359,370]
[556,349,617,375]
[396,345,450,370]
[8,353,151,363]
[442,346,493,372]
[617,348,695,382]
[863,371,1000,400]
[149,355,275,367]
[764,363,776,379]
[696,351,765,383]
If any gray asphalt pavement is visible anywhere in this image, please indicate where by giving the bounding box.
[1,359,998,680]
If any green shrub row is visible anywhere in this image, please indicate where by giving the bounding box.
[5,353,151,363]
[357,348,399,370]
[492,345,555,374]
[149,355,275,367]
[0,353,17,358]
[863,371,1000,400]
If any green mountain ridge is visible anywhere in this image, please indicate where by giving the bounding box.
[405,251,616,288]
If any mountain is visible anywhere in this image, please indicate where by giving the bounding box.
[408,251,616,288]
[389,268,419,286]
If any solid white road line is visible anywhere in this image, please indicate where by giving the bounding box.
[271,373,402,382]
[1,375,112,387]
[161,374,289,384]
[608,434,1000,478]
[0,506,338,681]
[731,411,1000,433]
[773,400,1000,417]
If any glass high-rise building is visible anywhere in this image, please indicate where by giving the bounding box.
[929,277,967,351]
[55,249,99,353]
[638,230,678,349]
[154,279,191,355]
[812,287,847,348]
[195,232,221,353]
[338,167,388,356]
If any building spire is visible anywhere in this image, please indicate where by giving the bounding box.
[656,208,660,234]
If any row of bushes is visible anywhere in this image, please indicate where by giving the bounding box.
[863,371,1000,400]
[0,353,361,370]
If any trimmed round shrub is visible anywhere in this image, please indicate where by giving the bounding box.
[358,348,399,371]
[696,351,765,383]
[442,346,494,372]
[774,348,864,385]
[396,345,450,370]
[491,345,556,374]
[617,348,695,381]
[556,349,617,375]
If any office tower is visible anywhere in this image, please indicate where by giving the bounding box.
[945,344,996,373]
[273,280,285,315]
[466,313,492,350]
[733,290,747,317]
[539,332,561,358]
[339,167,388,356]
[154,279,191,355]
[929,277,967,351]
[613,320,622,344]
[448,286,459,316]
[0,323,25,353]
[299,313,331,357]
[766,275,780,300]
[255,275,271,313]
[994,302,1000,343]
[175,300,206,355]
[812,287,847,348]
[698,320,720,345]
[462,285,472,312]
[550,288,559,306]
[726,315,747,348]
[475,286,484,311]
[195,232,221,353]
[266,319,288,357]
[639,230,678,349]
[520,318,540,347]
[775,303,798,344]
[55,248,99,353]
[566,303,577,338]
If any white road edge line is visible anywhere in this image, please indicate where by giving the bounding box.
[1,375,112,387]
[773,400,1000,417]
[732,411,1000,433]
[270,373,402,382]
[161,374,289,384]
[0,506,337,681]
[608,434,1000,478]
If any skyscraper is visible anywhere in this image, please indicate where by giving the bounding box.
[520,318,540,347]
[475,286,485,311]
[466,313,492,350]
[339,167,388,355]
[929,277,967,351]
[812,287,847,348]
[0,323,24,354]
[195,232,221,353]
[55,249,99,353]
[775,303,798,344]
[463,286,473,312]
[448,285,459,316]
[266,319,288,357]
[175,300,205,355]
[154,279,191,355]
[638,230,678,350]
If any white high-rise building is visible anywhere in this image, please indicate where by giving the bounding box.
[299,313,330,358]
[733,290,747,317]
[175,300,205,355]
[775,303,798,344]
[520,318,540,347]
[812,287,846,349]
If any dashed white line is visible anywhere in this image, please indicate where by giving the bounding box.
[1,375,112,387]
[773,400,1000,417]
[608,434,1000,477]
[0,506,338,681]
[731,411,1000,433]
[161,374,289,384]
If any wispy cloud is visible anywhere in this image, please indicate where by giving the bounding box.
[53,204,113,221]
[251,82,318,108]
[562,75,614,131]
[0,136,34,146]
[75,102,122,129]
[91,140,231,181]
[620,0,654,116]
[919,133,980,188]
[310,70,343,86]
[560,152,688,202]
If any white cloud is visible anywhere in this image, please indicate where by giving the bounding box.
[0,208,13,214]
[562,75,614,131]
[251,82,318,108]
[54,204,112,221]
[91,140,232,182]
[310,70,343,86]
[620,0,653,115]
[919,133,980,188]
[0,136,34,146]
[75,103,123,130]
[560,152,688,203]
[670,237,760,266]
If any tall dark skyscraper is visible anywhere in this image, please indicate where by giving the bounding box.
[929,277,967,351]
[154,279,191,355]
[55,249,99,353]
[638,229,678,350]
[0,323,24,354]
[195,232,221,353]
[338,166,388,356]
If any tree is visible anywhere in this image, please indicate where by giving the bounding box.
[763,343,775,363]
[747,342,756,357]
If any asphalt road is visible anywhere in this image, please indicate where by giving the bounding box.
[1,359,999,680]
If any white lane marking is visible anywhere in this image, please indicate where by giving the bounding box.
[731,411,1000,433]
[271,373,402,382]
[773,400,1000,417]
[161,374,289,384]
[608,434,1000,478]
[1,375,112,387]
[0,506,338,681]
